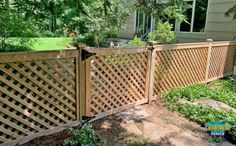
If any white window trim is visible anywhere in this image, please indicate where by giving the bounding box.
[177,0,209,34]
[134,11,137,33]
[135,11,155,34]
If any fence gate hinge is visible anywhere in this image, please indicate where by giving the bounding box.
[81,49,96,61]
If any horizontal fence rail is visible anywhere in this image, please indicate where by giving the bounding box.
[0,41,236,145]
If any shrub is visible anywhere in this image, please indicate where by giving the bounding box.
[148,22,175,44]
[127,36,146,47]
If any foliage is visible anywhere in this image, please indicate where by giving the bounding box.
[164,77,236,143]
[61,120,106,146]
[0,13,39,52]
[148,22,175,44]
[134,0,188,22]
[209,76,236,109]
[0,0,132,48]
[127,36,146,46]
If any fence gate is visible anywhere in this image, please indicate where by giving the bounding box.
[81,48,150,119]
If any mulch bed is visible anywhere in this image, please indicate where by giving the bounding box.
[21,130,75,146]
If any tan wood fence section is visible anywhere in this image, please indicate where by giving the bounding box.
[150,41,236,99]
[82,48,150,119]
[0,41,235,145]
[0,50,80,146]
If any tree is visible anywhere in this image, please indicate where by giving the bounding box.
[134,0,188,44]
[0,13,38,52]
[0,0,133,47]
[134,0,188,22]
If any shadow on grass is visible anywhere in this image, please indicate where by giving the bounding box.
[0,44,32,52]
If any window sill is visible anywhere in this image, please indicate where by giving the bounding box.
[176,31,206,35]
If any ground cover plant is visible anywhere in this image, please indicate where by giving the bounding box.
[164,76,236,143]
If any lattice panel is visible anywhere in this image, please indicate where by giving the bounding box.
[208,45,236,80]
[89,52,149,116]
[0,59,77,144]
[153,47,208,97]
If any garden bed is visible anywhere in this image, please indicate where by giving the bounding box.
[164,76,236,144]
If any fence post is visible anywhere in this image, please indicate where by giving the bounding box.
[205,39,213,82]
[147,45,156,102]
[75,47,80,120]
[78,45,92,119]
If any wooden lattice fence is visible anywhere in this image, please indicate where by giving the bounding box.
[0,41,236,145]
[0,50,80,146]
[81,48,150,118]
[150,41,236,99]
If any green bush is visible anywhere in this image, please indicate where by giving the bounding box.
[127,36,146,47]
[148,22,175,44]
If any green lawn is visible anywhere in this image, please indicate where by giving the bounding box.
[31,37,74,51]
[0,37,74,52]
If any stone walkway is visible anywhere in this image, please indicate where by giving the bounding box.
[93,101,234,146]
[196,99,236,113]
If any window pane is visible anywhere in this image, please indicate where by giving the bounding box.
[136,11,144,34]
[180,1,193,32]
[193,0,208,32]
[144,15,152,33]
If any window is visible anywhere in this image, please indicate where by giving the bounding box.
[136,11,153,35]
[136,11,144,34]
[180,0,208,33]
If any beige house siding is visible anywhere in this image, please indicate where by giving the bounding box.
[117,13,136,39]
[176,0,236,42]
[118,0,236,42]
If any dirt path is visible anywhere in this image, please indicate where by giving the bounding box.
[92,100,221,146]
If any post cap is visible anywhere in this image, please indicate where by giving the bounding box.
[148,41,158,46]
[206,39,214,42]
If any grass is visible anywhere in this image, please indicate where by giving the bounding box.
[31,37,74,51]
[164,76,236,143]
[0,37,74,52]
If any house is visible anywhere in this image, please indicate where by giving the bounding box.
[118,0,236,42]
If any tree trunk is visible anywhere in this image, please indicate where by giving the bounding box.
[50,0,56,32]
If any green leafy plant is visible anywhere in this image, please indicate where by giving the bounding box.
[148,22,175,44]
[127,36,146,47]
[61,120,106,146]
[164,77,236,143]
